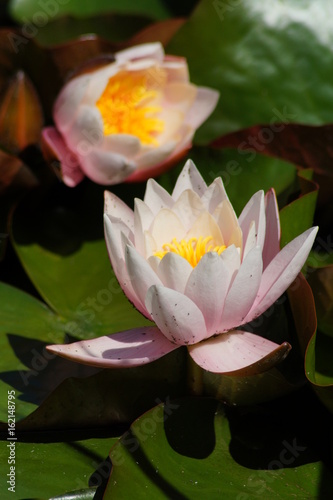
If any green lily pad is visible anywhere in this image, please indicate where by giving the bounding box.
[279,169,318,248]
[0,435,118,499]
[9,0,170,22]
[167,0,333,143]
[12,180,150,338]
[106,397,333,498]
[305,329,333,414]
[159,147,296,216]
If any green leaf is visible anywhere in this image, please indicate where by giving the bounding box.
[167,0,333,143]
[106,397,333,498]
[15,348,187,431]
[159,147,296,216]
[12,181,150,338]
[9,0,170,22]
[305,330,333,414]
[0,436,118,498]
[0,282,66,421]
[33,14,152,46]
[280,170,318,248]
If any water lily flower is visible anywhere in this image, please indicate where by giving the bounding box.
[47,160,318,375]
[42,43,219,187]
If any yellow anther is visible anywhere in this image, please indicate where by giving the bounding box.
[96,71,164,145]
[154,236,226,267]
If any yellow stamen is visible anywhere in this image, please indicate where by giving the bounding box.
[154,236,227,267]
[96,71,164,145]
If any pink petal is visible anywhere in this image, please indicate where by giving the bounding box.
[246,226,318,322]
[125,143,190,183]
[103,134,141,158]
[239,190,266,253]
[184,87,220,129]
[172,159,207,200]
[42,127,85,187]
[214,199,241,247]
[262,188,281,269]
[125,245,161,310]
[54,74,90,134]
[104,191,134,232]
[188,330,291,374]
[104,215,148,317]
[201,177,228,212]
[144,178,173,215]
[184,252,231,336]
[145,285,207,345]
[115,43,164,64]
[157,252,193,294]
[134,199,154,255]
[80,150,136,185]
[135,141,176,169]
[163,57,189,83]
[150,208,185,250]
[46,326,178,368]
[172,189,206,231]
[65,105,104,152]
[220,246,263,331]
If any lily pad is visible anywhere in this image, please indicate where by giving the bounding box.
[0,435,118,499]
[167,0,333,143]
[12,180,150,337]
[9,0,170,22]
[106,397,333,498]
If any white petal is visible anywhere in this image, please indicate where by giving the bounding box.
[47,326,178,368]
[214,199,241,247]
[239,190,266,251]
[242,220,257,259]
[150,208,185,250]
[156,252,192,294]
[103,134,141,158]
[185,252,231,336]
[186,212,223,245]
[172,159,207,200]
[104,191,134,231]
[135,141,176,169]
[145,285,207,345]
[80,150,136,185]
[163,82,197,113]
[66,104,104,152]
[172,189,206,231]
[220,244,241,278]
[144,178,173,214]
[134,199,154,256]
[220,246,263,331]
[104,215,146,317]
[201,177,228,212]
[163,57,189,83]
[184,86,220,129]
[246,227,318,321]
[262,188,281,269]
[188,330,289,374]
[125,245,162,311]
[54,74,91,134]
[115,43,164,64]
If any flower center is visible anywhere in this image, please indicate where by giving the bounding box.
[96,71,164,145]
[154,236,227,267]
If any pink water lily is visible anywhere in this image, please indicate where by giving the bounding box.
[47,160,318,374]
[42,43,219,187]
